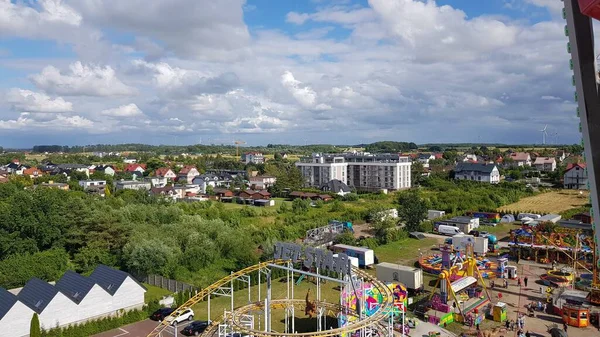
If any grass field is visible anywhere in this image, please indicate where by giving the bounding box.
[143,283,172,302]
[497,190,589,214]
[374,237,442,266]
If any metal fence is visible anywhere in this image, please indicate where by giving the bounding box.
[143,274,198,293]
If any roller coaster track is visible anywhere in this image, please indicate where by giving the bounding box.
[147,259,394,337]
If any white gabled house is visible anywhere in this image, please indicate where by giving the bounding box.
[18,278,79,330]
[454,162,500,184]
[55,271,113,322]
[0,288,35,337]
[564,163,588,190]
[89,265,146,312]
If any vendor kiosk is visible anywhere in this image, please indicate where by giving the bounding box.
[562,304,590,327]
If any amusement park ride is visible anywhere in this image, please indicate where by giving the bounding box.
[146,242,406,337]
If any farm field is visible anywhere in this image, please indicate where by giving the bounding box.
[497,190,589,214]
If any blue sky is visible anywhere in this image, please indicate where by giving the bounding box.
[0,0,579,147]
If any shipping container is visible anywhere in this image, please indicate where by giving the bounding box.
[428,210,446,220]
[376,262,423,291]
[330,244,374,268]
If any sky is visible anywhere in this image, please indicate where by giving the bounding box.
[0,0,584,147]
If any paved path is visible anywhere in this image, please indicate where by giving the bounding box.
[421,233,510,248]
[92,319,194,337]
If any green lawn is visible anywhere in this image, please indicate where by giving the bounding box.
[374,237,442,265]
[143,283,173,302]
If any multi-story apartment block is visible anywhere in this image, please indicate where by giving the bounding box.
[295,153,411,191]
[241,152,265,164]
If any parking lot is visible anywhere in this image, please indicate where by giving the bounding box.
[92,319,195,337]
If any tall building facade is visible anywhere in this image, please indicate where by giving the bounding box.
[295,153,411,191]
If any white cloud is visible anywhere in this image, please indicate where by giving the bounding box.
[31,62,136,96]
[0,0,81,38]
[281,71,331,110]
[101,104,143,117]
[0,114,94,131]
[5,89,73,113]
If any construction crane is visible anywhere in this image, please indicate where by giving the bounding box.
[234,140,246,157]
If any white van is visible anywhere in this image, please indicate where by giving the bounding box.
[437,225,464,236]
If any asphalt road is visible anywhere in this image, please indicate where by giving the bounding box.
[92,319,195,337]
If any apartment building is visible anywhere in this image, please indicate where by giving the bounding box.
[295,153,411,191]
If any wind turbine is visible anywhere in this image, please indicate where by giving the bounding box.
[539,124,548,145]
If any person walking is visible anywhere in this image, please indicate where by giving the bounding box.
[525,331,531,337]
[540,286,543,294]
[563,322,568,333]
[517,277,522,287]
[505,319,510,330]
[524,276,528,287]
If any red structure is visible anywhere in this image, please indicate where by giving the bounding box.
[579,0,600,20]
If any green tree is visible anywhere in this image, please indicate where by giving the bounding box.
[292,198,310,214]
[30,313,40,337]
[205,185,215,196]
[397,189,429,232]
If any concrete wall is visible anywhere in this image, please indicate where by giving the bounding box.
[39,293,79,330]
[111,277,145,311]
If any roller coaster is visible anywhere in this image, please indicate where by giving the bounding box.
[147,256,397,337]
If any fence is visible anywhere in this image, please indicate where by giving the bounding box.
[142,274,198,293]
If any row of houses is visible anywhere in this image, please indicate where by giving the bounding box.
[0,265,146,337]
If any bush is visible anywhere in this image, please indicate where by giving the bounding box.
[343,193,359,201]
[41,307,150,337]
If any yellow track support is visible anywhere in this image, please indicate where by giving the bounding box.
[147,259,394,337]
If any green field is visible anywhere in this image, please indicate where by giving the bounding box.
[144,283,173,302]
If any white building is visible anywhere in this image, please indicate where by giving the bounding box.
[89,265,146,311]
[417,153,435,168]
[115,180,151,190]
[0,288,35,337]
[533,157,557,172]
[123,158,137,164]
[55,271,113,322]
[192,174,219,193]
[18,278,80,330]
[145,176,168,188]
[79,180,107,189]
[509,152,532,166]
[249,175,277,189]
[94,165,115,176]
[295,153,411,191]
[454,162,500,184]
[564,163,588,189]
[241,152,265,164]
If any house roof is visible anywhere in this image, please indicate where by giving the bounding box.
[125,164,146,172]
[566,163,586,172]
[179,166,197,174]
[18,278,63,314]
[455,162,498,174]
[418,153,433,159]
[55,271,97,304]
[57,164,89,170]
[213,188,232,194]
[509,152,530,161]
[88,265,146,295]
[533,157,556,165]
[154,167,173,176]
[321,179,351,193]
[151,186,175,195]
[0,287,18,320]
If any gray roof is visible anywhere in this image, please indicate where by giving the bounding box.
[321,179,351,193]
[455,162,498,174]
[0,288,18,320]
[88,265,146,295]
[18,278,64,314]
[55,271,96,304]
[57,164,88,169]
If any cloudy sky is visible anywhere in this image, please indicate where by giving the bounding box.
[0,0,582,147]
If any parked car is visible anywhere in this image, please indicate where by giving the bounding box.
[165,308,195,325]
[181,320,210,336]
[150,307,175,321]
[479,231,490,238]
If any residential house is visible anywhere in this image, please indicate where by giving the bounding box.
[192,174,219,193]
[241,152,265,164]
[154,167,176,180]
[79,180,107,189]
[123,158,137,164]
[150,186,177,200]
[18,278,79,330]
[454,162,500,184]
[3,160,22,174]
[56,164,90,177]
[509,152,532,166]
[125,164,146,174]
[564,163,587,189]
[94,165,115,176]
[238,189,271,200]
[213,188,234,198]
[249,175,277,190]
[39,181,70,190]
[279,153,288,159]
[88,265,146,312]
[0,287,35,337]
[417,153,436,168]
[533,157,557,172]
[22,166,41,178]
[461,154,478,162]
[556,150,568,162]
[145,176,168,188]
[115,180,151,190]
[320,179,351,196]
[177,166,199,184]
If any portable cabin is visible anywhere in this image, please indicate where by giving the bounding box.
[330,244,374,268]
